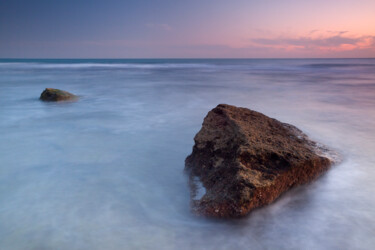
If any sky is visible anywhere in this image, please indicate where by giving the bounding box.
[0,0,374,58]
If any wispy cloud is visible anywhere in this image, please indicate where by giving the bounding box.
[250,31,375,53]
[172,31,375,58]
[252,36,359,47]
[146,23,172,31]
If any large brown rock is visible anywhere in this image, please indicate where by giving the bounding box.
[40,88,77,102]
[185,104,335,218]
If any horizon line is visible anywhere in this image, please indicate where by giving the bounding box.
[1,57,375,60]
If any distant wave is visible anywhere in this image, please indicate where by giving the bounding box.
[305,63,375,68]
[2,61,374,72]
[0,62,216,70]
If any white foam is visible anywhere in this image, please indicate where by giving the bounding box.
[192,176,206,200]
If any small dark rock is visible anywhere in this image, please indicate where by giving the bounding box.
[185,104,336,218]
[40,88,77,102]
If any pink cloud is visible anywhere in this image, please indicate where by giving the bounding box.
[250,32,375,54]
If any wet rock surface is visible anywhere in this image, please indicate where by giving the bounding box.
[185,104,335,218]
[40,88,77,101]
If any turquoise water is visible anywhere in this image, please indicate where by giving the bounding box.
[0,59,375,249]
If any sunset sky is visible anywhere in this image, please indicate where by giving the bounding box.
[1,0,374,58]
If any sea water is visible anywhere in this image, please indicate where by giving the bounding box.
[0,59,374,250]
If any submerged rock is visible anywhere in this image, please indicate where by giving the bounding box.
[185,104,335,218]
[40,88,77,101]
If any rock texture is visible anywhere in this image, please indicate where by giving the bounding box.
[185,104,334,218]
[40,88,77,101]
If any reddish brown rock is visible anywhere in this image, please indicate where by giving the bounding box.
[185,104,335,218]
[40,88,77,102]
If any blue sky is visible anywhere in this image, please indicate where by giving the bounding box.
[1,0,374,58]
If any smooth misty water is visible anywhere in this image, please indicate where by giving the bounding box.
[0,59,374,250]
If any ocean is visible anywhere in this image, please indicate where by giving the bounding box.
[0,59,374,249]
